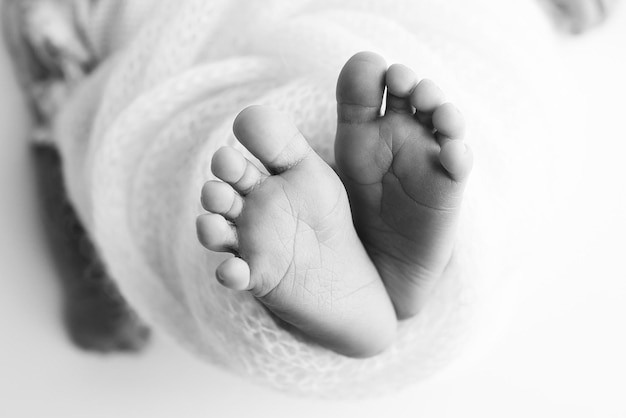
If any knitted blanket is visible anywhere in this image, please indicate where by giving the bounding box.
[51,0,560,397]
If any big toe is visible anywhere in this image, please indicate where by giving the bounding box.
[336,51,387,124]
[233,106,313,174]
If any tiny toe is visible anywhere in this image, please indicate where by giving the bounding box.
[410,79,445,113]
[215,257,250,290]
[201,181,243,220]
[385,63,418,113]
[196,213,238,252]
[432,103,465,139]
[439,140,473,182]
[211,146,264,195]
[336,51,388,123]
[233,105,313,174]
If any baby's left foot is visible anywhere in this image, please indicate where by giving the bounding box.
[335,52,473,319]
[197,106,396,358]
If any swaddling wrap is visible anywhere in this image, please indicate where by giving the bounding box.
[53,0,559,397]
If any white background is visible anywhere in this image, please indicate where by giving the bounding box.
[1,5,625,418]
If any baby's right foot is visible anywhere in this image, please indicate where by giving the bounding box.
[335,52,473,319]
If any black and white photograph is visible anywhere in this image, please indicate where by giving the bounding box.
[0,1,624,417]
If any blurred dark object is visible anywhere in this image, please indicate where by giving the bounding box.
[540,0,617,34]
[3,0,151,353]
[33,145,151,353]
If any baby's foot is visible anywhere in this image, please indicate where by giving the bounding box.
[197,106,396,358]
[335,52,473,319]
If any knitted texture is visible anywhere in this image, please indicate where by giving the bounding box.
[52,0,559,397]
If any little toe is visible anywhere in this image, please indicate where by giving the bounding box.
[336,51,387,124]
[211,146,265,195]
[233,105,313,174]
[385,64,418,114]
[201,180,243,220]
[215,257,250,290]
[439,140,473,182]
[196,213,239,252]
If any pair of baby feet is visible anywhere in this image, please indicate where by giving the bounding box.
[197,52,472,358]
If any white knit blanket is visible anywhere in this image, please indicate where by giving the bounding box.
[53,0,561,397]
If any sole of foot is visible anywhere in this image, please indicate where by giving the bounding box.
[197,106,396,358]
[335,51,473,319]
